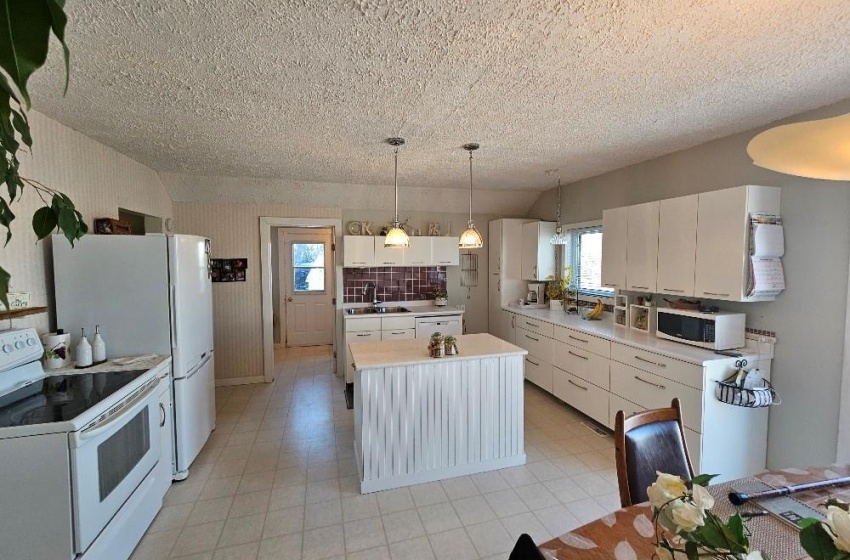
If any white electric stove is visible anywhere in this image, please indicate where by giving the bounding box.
[0,328,169,560]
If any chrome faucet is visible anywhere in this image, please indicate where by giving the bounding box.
[362,282,381,306]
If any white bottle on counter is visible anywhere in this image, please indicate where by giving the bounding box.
[92,325,106,365]
[76,328,93,368]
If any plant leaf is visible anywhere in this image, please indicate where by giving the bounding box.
[684,541,699,560]
[31,205,56,240]
[10,107,29,147]
[0,265,9,310]
[57,206,76,245]
[691,474,719,487]
[44,0,70,95]
[0,0,54,107]
[800,522,839,559]
[0,196,13,246]
[727,514,747,547]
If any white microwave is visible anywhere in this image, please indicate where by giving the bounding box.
[656,308,746,350]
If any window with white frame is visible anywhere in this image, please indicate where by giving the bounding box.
[560,224,614,296]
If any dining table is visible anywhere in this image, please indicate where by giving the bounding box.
[538,464,850,560]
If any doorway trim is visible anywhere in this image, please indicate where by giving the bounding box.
[260,217,343,383]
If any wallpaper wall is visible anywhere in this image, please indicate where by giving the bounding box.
[5,110,173,334]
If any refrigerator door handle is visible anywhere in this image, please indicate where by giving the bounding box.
[185,352,212,380]
[169,285,178,350]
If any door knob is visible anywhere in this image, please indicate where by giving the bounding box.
[287,296,293,302]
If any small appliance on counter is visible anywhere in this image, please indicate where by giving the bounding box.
[527,283,545,304]
[656,307,746,350]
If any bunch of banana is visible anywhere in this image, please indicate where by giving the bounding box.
[584,299,605,320]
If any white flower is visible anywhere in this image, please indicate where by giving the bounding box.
[655,545,674,560]
[826,505,850,552]
[691,483,715,511]
[745,551,766,560]
[670,500,706,532]
[647,473,688,509]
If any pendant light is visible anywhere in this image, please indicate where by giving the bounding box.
[458,143,484,249]
[384,137,409,248]
[550,177,569,245]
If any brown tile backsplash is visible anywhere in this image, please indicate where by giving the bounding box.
[343,266,447,303]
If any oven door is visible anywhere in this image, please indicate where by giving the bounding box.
[69,378,161,554]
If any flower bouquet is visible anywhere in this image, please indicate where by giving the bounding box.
[799,498,850,559]
[649,472,766,559]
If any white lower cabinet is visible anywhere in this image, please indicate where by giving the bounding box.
[516,326,554,393]
[552,367,608,426]
[553,341,609,390]
[524,355,553,393]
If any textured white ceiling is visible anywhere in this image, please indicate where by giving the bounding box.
[28,0,850,198]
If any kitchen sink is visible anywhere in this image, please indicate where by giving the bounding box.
[345,306,410,315]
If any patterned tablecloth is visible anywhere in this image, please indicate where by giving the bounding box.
[539,465,850,560]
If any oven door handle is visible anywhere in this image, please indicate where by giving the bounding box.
[76,380,159,443]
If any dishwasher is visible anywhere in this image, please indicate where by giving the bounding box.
[415,315,463,339]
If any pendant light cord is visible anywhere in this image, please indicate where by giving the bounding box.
[555,177,562,227]
[468,150,474,225]
[394,146,400,223]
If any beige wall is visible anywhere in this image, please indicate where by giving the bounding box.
[528,99,850,469]
[5,110,172,334]
[173,202,341,383]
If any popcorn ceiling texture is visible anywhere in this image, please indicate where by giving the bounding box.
[27,1,850,203]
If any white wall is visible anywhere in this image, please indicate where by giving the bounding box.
[5,110,172,334]
[528,99,850,469]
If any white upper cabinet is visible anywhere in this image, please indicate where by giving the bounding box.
[657,195,698,297]
[521,222,556,280]
[488,220,502,274]
[625,201,660,292]
[343,236,376,267]
[374,238,405,266]
[404,237,431,266]
[694,185,780,301]
[601,207,629,290]
[489,219,524,278]
[431,237,460,266]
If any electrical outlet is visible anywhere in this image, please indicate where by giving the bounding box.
[456,304,466,311]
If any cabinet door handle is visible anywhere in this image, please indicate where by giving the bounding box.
[526,334,539,342]
[568,334,589,344]
[525,358,540,366]
[497,278,501,291]
[390,331,405,335]
[568,350,589,360]
[603,283,618,287]
[663,288,685,293]
[383,261,393,265]
[631,285,650,290]
[635,355,666,368]
[159,403,166,427]
[634,375,666,390]
[526,322,540,328]
[356,333,371,337]
[439,261,451,264]
[511,316,515,327]
[568,379,589,391]
[702,291,731,297]
[350,362,356,369]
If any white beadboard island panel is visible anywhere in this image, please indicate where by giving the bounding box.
[351,333,527,493]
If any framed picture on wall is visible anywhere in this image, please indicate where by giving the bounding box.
[211,258,247,282]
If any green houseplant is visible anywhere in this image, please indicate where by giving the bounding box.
[1,0,86,308]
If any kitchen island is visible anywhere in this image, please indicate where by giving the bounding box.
[349,333,527,493]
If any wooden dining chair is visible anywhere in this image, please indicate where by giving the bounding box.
[614,398,694,507]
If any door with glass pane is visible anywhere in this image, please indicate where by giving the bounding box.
[282,229,334,346]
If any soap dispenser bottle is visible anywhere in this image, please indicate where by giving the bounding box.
[76,328,93,368]
[92,325,106,365]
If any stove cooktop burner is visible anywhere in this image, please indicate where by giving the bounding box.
[0,370,148,428]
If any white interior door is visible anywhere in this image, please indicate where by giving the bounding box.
[282,229,334,347]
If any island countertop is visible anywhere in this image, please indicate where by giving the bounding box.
[349,332,527,370]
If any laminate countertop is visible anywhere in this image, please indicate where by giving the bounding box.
[349,333,527,370]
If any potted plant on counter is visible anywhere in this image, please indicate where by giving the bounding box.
[433,288,448,307]
[546,279,563,310]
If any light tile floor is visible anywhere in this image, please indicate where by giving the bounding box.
[131,345,620,560]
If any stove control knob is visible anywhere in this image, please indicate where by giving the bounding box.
[14,341,24,350]
[2,344,12,353]
[26,338,37,346]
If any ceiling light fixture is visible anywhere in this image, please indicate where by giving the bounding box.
[384,137,409,248]
[550,177,569,245]
[459,143,484,249]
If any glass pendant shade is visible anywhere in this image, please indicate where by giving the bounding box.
[384,223,410,248]
[384,137,409,248]
[459,143,483,250]
[458,221,484,249]
[550,225,569,245]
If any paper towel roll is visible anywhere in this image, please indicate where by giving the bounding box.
[41,332,72,369]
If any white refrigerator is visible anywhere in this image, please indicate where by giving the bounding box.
[53,234,216,480]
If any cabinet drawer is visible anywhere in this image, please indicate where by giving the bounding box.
[553,341,609,390]
[608,394,645,430]
[610,361,702,433]
[553,325,610,358]
[517,317,554,338]
[382,328,415,340]
[553,368,608,426]
[516,328,553,364]
[381,316,416,330]
[524,356,553,393]
[611,342,703,390]
[345,317,382,332]
[346,330,381,343]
